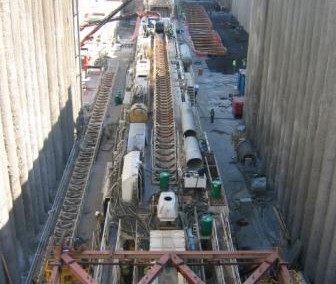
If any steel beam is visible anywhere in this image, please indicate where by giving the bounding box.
[48,249,292,284]
[61,254,99,284]
[171,254,205,284]
[138,253,170,284]
[243,252,278,284]
[77,250,274,260]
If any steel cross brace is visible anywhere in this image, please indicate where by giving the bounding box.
[243,252,292,284]
[48,249,292,284]
[60,254,99,284]
[138,253,205,284]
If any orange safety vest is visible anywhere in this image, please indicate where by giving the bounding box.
[82,55,90,69]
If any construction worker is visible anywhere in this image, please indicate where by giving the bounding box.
[242,58,247,68]
[210,108,215,123]
[232,59,237,72]
[194,84,199,102]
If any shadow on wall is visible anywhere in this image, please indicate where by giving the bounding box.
[0,88,80,283]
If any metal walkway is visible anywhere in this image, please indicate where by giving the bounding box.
[183,3,227,56]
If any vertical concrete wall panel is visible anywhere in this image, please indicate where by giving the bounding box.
[8,0,35,235]
[244,0,268,138]
[31,0,53,206]
[282,0,307,223]
[268,0,289,186]
[0,115,20,284]
[231,0,251,32]
[53,0,71,164]
[299,1,330,261]
[246,0,336,281]
[37,0,57,201]
[42,0,64,180]
[24,0,47,221]
[290,0,320,238]
[304,3,336,279]
[274,0,300,212]
[16,0,40,231]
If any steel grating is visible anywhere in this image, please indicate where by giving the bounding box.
[183,4,227,56]
[152,34,177,183]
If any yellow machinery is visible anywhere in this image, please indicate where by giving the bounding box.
[129,103,148,123]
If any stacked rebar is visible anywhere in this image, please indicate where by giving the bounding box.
[152,34,177,183]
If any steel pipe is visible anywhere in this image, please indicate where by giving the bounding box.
[181,102,197,137]
[184,136,203,168]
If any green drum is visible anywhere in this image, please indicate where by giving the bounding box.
[159,171,170,191]
[200,215,213,236]
[210,180,222,199]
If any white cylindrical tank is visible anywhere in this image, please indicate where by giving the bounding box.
[157,192,178,222]
[181,102,196,137]
[180,44,192,68]
[184,136,203,168]
[122,151,141,202]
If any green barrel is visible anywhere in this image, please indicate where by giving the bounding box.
[121,265,131,276]
[200,215,213,236]
[113,90,122,105]
[210,180,222,199]
[114,94,122,105]
[159,171,170,191]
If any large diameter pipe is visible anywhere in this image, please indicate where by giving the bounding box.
[184,136,203,169]
[181,102,197,137]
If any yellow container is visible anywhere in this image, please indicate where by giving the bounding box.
[129,103,148,123]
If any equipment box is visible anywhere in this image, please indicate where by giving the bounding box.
[232,97,244,118]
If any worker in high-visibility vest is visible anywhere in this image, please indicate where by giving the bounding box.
[82,55,90,71]
[232,59,237,72]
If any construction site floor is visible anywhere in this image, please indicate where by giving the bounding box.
[192,7,283,251]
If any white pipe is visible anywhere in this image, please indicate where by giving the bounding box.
[184,136,203,168]
[181,102,197,137]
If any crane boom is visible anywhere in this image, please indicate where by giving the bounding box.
[80,0,134,46]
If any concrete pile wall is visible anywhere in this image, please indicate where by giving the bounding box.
[245,0,336,282]
[0,0,81,282]
[231,0,251,32]
[216,0,251,32]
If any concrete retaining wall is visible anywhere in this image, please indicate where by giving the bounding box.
[245,0,336,282]
[0,0,81,282]
[231,0,251,32]
[216,0,251,32]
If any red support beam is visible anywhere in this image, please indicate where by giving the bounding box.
[77,250,274,260]
[61,254,99,284]
[243,252,278,284]
[46,249,292,284]
[171,253,205,284]
[138,253,171,284]
[278,259,293,284]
